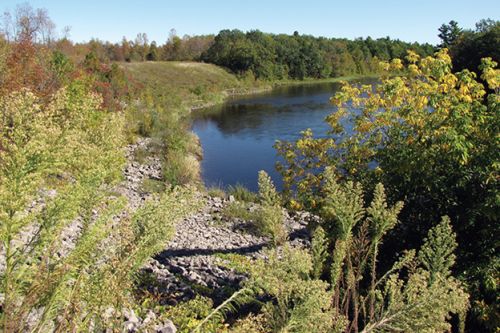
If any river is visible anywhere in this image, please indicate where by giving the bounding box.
[191,79,374,192]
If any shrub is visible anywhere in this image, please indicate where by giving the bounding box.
[220,174,286,246]
[248,246,336,333]
[255,171,286,246]
[163,150,201,186]
[257,170,281,206]
[163,295,217,332]
[255,204,287,247]
[231,177,469,333]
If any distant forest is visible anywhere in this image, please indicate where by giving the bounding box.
[56,29,435,80]
[12,18,496,82]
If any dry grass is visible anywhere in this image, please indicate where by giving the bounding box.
[121,61,245,110]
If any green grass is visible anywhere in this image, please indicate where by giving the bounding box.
[222,201,257,221]
[227,184,258,203]
[121,61,263,110]
[206,184,226,198]
[140,178,167,194]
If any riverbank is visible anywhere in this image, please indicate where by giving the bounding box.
[121,61,250,187]
[121,61,376,190]
[272,73,380,86]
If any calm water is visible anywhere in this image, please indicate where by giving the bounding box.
[192,80,373,192]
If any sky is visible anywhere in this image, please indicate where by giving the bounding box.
[1,0,499,45]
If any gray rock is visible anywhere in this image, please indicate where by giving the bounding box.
[155,320,176,333]
[123,308,140,324]
[143,310,157,326]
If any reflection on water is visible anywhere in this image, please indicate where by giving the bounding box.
[192,79,374,192]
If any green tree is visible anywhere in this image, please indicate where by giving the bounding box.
[50,50,73,85]
[450,19,499,75]
[475,18,498,33]
[147,40,159,61]
[202,30,435,80]
[438,20,463,48]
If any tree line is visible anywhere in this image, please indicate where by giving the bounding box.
[201,29,436,79]
[439,19,500,77]
[3,4,496,83]
[77,29,436,80]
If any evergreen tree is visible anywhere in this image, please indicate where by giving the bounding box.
[438,20,463,48]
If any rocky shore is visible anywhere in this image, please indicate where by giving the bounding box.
[2,137,317,332]
[141,196,316,306]
[121,138,318,331]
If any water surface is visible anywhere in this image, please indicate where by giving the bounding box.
[192,80,373,191]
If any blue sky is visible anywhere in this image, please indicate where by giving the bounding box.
[2,0,499,44]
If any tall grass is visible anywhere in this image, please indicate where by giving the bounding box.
[206,184,226,198]
[227,184,258,202]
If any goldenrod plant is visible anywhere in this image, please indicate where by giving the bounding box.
[0,84,197,331]
[224,178,469,333]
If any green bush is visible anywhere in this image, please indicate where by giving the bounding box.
[248,246,336,333]
[257,170,281,206]
[254,171,286,246]
[255,204,287,247]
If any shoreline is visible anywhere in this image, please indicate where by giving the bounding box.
[188,74,379,190]
[190,74,377,112]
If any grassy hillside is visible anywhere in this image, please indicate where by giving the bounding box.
[121,61,266,110]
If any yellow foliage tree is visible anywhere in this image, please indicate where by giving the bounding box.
[276,49,499,330]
